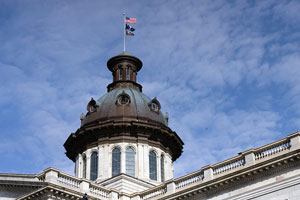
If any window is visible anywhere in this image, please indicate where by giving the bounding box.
[118,94,130,105]
[149,151,157,180]
[119,68,123,80]
[112,147,121,177]
[161,155,165,182]
[151,102,159,112]
[149,98,161,112]
[83,155,87,179]
[90,152,98,181]
[126,68,130,80]
[126,147,135,177]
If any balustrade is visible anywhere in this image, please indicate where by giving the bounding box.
[255,140,291,160]
[57,173,80,188]
[213,157,245,175]
[140,185,167,200]
[89,184,109,198]
[175,172,204,189]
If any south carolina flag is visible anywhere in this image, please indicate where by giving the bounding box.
[125,17,136,24]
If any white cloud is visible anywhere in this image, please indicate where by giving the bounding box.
[0,0,300,179]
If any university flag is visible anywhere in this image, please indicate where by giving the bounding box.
[125,17,136,24]
[126,30,134,36]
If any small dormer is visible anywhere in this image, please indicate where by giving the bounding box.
[148,97,161,113]
[86,98,98,113]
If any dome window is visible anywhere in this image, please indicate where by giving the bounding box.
[150,102,159,112]
[117,92,131,106]
[90,151,98,181]
[119,68,123,80]
[148,97,161,112]
[112,147,121,177]
[149,151,157,180]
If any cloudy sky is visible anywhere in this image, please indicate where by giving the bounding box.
[0,0,300,178]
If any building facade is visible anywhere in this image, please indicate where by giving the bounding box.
[1,53,300,200]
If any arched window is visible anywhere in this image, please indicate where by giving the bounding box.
[126,147,135,177]
[119,68,123,80]
[161,154,165,182]
[149,151,157,180]
[126,68,130,80]
[90,152,98,181]
[82,155,87,179]
[112,147,121,177]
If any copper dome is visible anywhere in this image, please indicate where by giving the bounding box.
[64,53,183,162]
[81,88,168,127]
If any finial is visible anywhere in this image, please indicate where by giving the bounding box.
[80,113,85,121]
[165,112,169,125]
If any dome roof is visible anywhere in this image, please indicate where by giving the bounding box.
[64,53,183,162]
[81,87,168,127]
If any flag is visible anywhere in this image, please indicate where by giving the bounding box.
[126,31,134,36]
[126,24,135,32]
[125,17,136,24]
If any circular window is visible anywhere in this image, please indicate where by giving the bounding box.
[118,95,130,105]
[150,102,159,112]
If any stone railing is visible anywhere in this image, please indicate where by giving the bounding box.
[213,156,245,175]
[174,170,204,189]
[57,172,80,188]
[37,173,45,182]
[255,139,291,160]
[39,168,110,200]
[89,183,110,198]
[140,185,167,200]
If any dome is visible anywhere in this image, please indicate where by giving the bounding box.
[81,87,168,127]
[64,53,183,163]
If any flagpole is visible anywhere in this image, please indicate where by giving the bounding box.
[123,13,126,52]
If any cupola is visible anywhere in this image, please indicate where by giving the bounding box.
[107,52,143,92]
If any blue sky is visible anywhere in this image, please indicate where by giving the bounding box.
[0,0,300,178]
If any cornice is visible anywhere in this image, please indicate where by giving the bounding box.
[64,121,183,162]
[0,180,45,188]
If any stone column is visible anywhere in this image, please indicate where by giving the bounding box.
[137,143,144,178]
[77,154,83,178]
[144,145,149,179]
[157,151,161,182]
[121,144,126,174]
[98,145,104,180]
[86,149,91,180]
[166,154,173,180]
[104,144,110,179]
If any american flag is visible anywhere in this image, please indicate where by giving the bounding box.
[125,17,136,24]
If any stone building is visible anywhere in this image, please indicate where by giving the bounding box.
[1,53,300,200]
